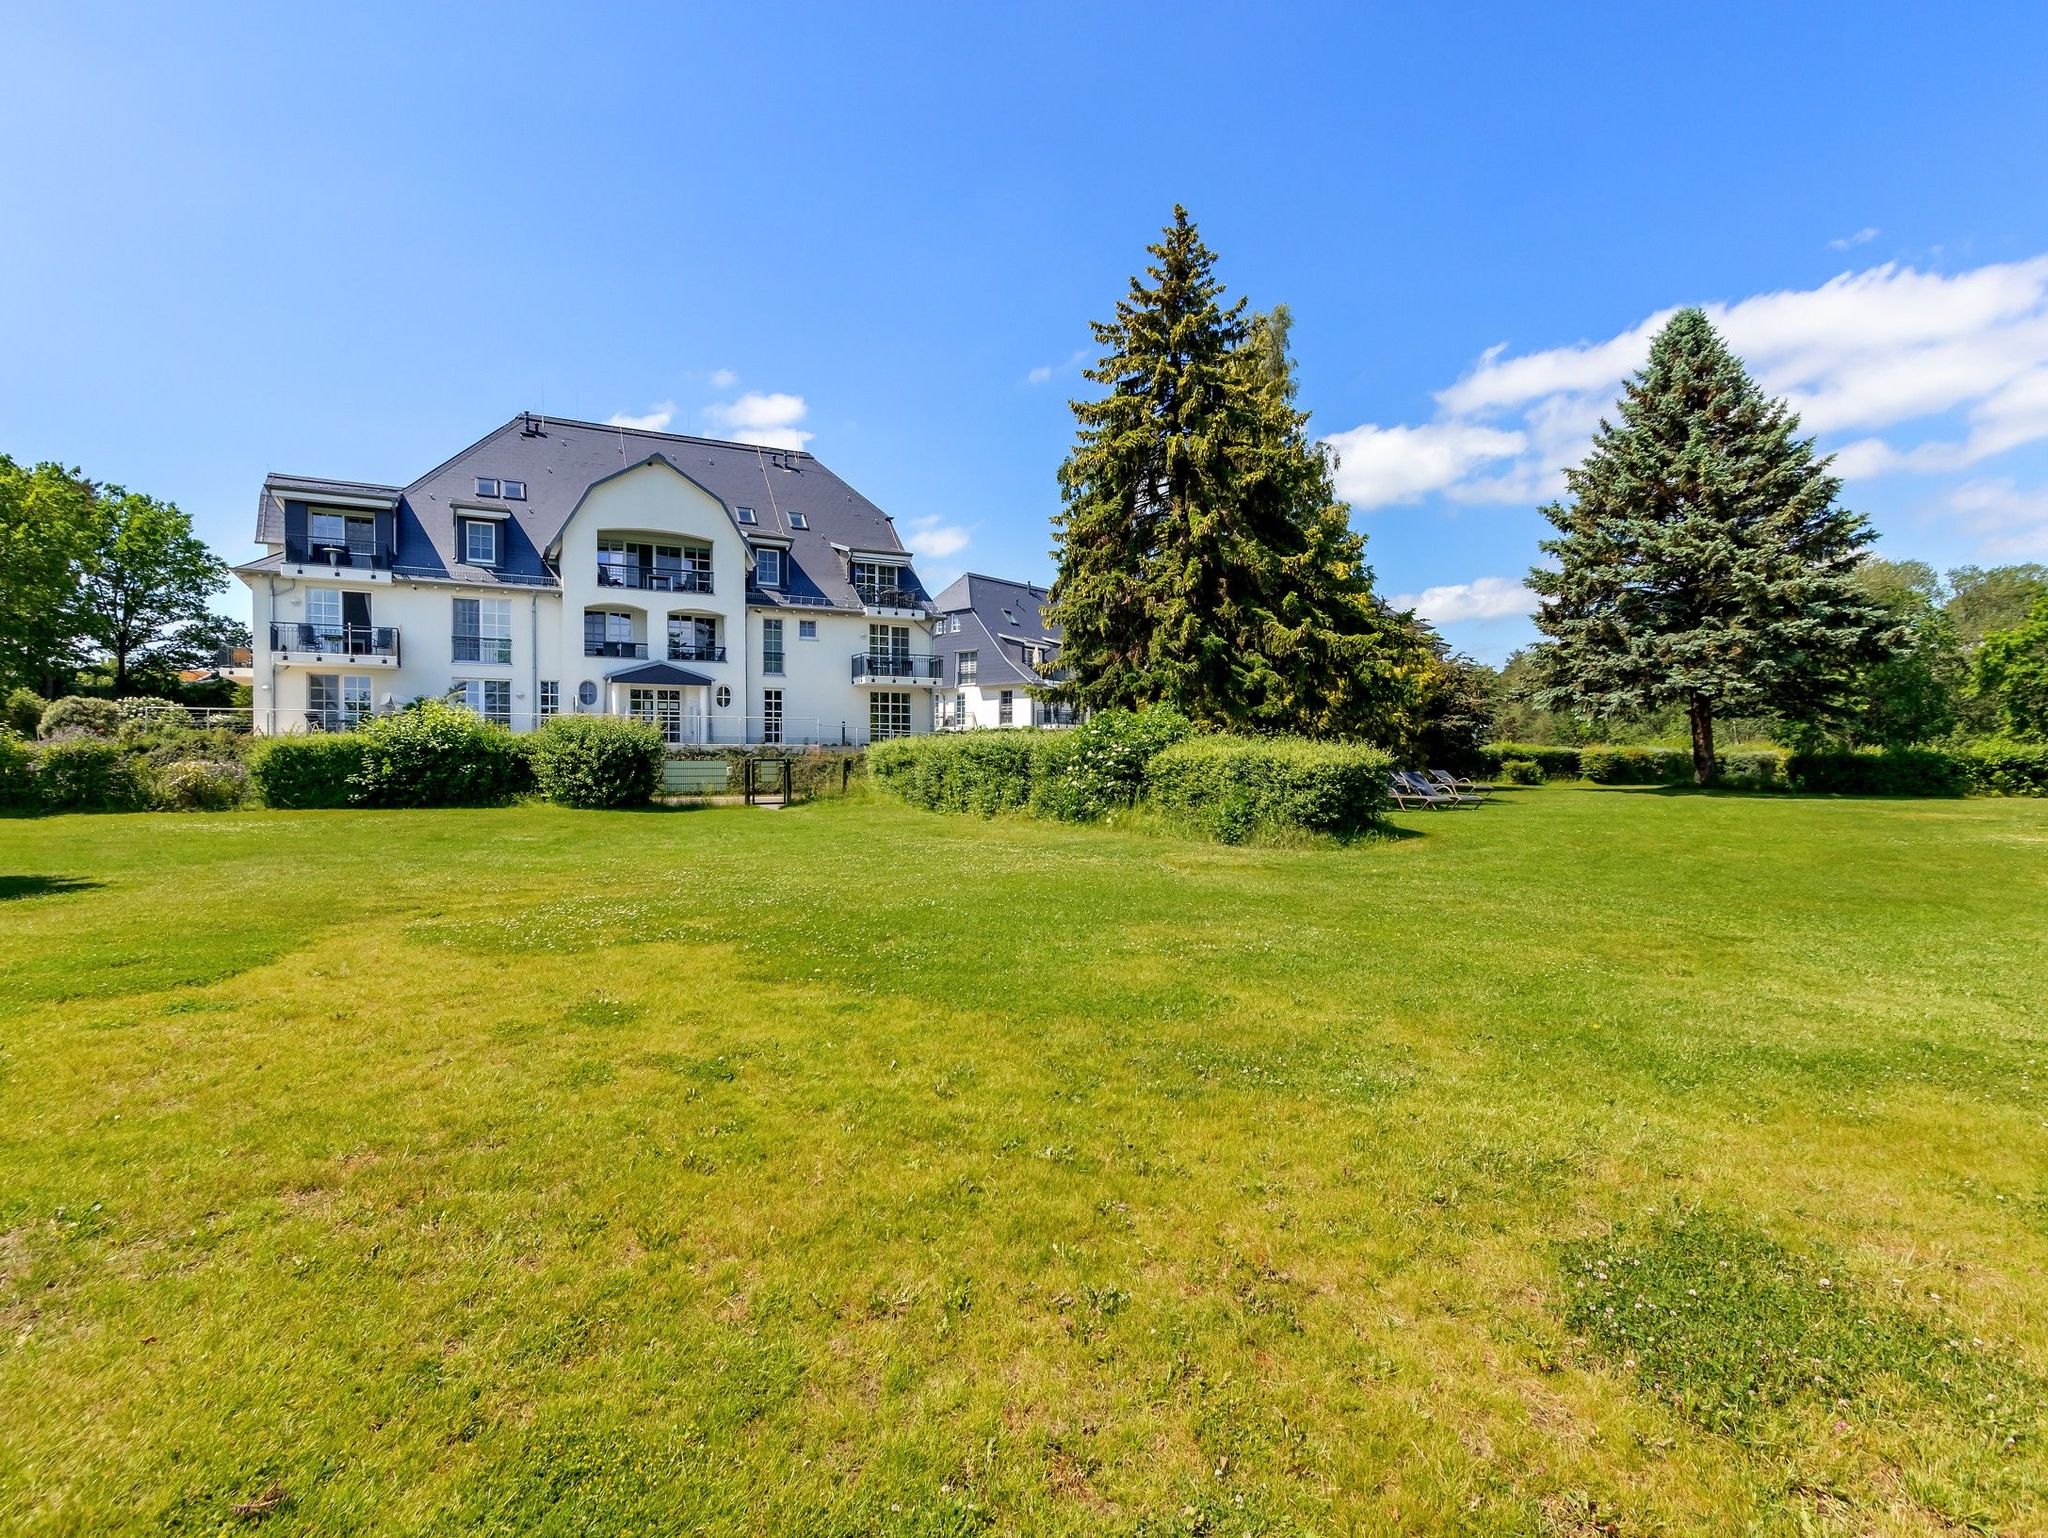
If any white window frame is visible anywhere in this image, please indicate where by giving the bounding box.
[761,687,783,744]
[762,617,785,676]
[475,476,500,498]
[454,678,511,725]
[999,689,1013,726]
[538,680,560,719]
[798,619,817,640]
[957,649,978,684]
[754,548,783,587]
[869,691,912,741]
[465,519,498,566]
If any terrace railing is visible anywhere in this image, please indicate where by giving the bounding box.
[851,653,944,681]
[598,564,713,594]
[270,622,400,660]
[585,640,650,659]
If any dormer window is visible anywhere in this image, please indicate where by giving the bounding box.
[735,505,758,525]
[789,512,808,529]
[475,477,501,498]
[464,519,498,565]
[755,548,783,587]
[502,480,526,500]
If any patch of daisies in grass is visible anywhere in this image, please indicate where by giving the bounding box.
[1559,1209,2036,1445]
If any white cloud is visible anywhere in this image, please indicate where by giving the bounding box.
[1025,348,1091,387]
[606,402,676,431]
[708,368,738,389]
[1324,421,1526,507]
[902,513,971,562]
[1390,576,1539,625]
[1328,255,2048,555]
[1947,478,2048,559]
[705,391,813,450]
[1829,226,1880,251]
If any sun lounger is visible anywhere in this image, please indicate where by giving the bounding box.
[1399,769,1479,808]
[1387,773,1452,810]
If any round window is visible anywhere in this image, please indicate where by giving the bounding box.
[577,680,598,707]
[715,685,732,708]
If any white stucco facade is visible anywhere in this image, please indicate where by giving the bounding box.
[243,456,940,745]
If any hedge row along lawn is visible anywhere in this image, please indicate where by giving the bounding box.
[2,788,2045,1534]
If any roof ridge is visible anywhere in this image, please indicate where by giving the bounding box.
[535,413,819,460]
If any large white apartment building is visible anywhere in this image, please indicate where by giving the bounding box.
[237,414,944,745]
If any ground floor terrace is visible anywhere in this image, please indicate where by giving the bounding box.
[2,788,2043,1534]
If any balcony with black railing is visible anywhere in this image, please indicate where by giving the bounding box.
[269,621,400,662]
[585,639,650,659]
[851,652,944,683]
[667,643,728,664]
[597,563,713,593]
[856,584,927,613]
[452,635,513,664]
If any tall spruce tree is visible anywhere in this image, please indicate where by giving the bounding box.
[1526,308,1895,782]
[1046,210,1417,736]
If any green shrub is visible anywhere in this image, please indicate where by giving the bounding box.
[121,724,253,773]
[37,695,121,739]
[115,696,193,731]
[530,717,665,809]
[1717,748,1786,790]
[0,731,36,813]
[1030,706,1192,822]
[1478,742,1582,779]
[1580,745,1694,785]
[33,738,148,812]
[1144,735,1393,843]
[1953,738,2048,797]
[3,687,44,738]
[249,734,369,809]
[152,759,248,812]
[1785,747,1968,797]
[869,730,1055,815]
[351,701,526,808]
[1497,757,1545,786]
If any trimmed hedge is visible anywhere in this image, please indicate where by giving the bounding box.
[1478,742,1583,779]
[1956,738,2048,797]
[153,759,248,812]
[1784,748,1970,798]
[351,701,527,808]
[1029,707,1192,822]
[0,732,35,813]
[1146,736,1393,842]
[1718,748,1786,791]
[34,738,148,812]
[868,730,1063,815]
[529,716,665,809]
[1580,745,1695,785]
[249,734,369,809]
[1497,756,1545,786]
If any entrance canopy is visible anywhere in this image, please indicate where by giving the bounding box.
[603,661,714,687]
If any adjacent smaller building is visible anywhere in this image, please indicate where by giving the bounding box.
[931,573,1075,729]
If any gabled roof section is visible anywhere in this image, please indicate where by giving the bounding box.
[250,414,935,605]
[605,660,715,687]
[255,474,403,543]
[933,571,1061,687]
[542,453,756,559]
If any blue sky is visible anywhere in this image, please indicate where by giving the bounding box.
[6,1,2048,661]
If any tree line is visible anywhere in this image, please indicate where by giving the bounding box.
[0,455,246,706]
[1043,211,2048,780]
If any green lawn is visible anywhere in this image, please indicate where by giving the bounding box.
[2,789,2045,1536]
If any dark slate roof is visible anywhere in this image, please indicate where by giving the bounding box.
[255,475,403,542]
[605,660,715,687]
[932,572,1060,688]
[252,415,929,610]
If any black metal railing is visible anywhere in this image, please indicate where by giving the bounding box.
[857,585,925,610]
[304,709,371,732]
[597,564,713,593]
[851,653,944,681]
[452,635,512,663]
[585,640,649,659]
[667,643,727,663]
[270,622,400,659]
[293,544,385,569]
